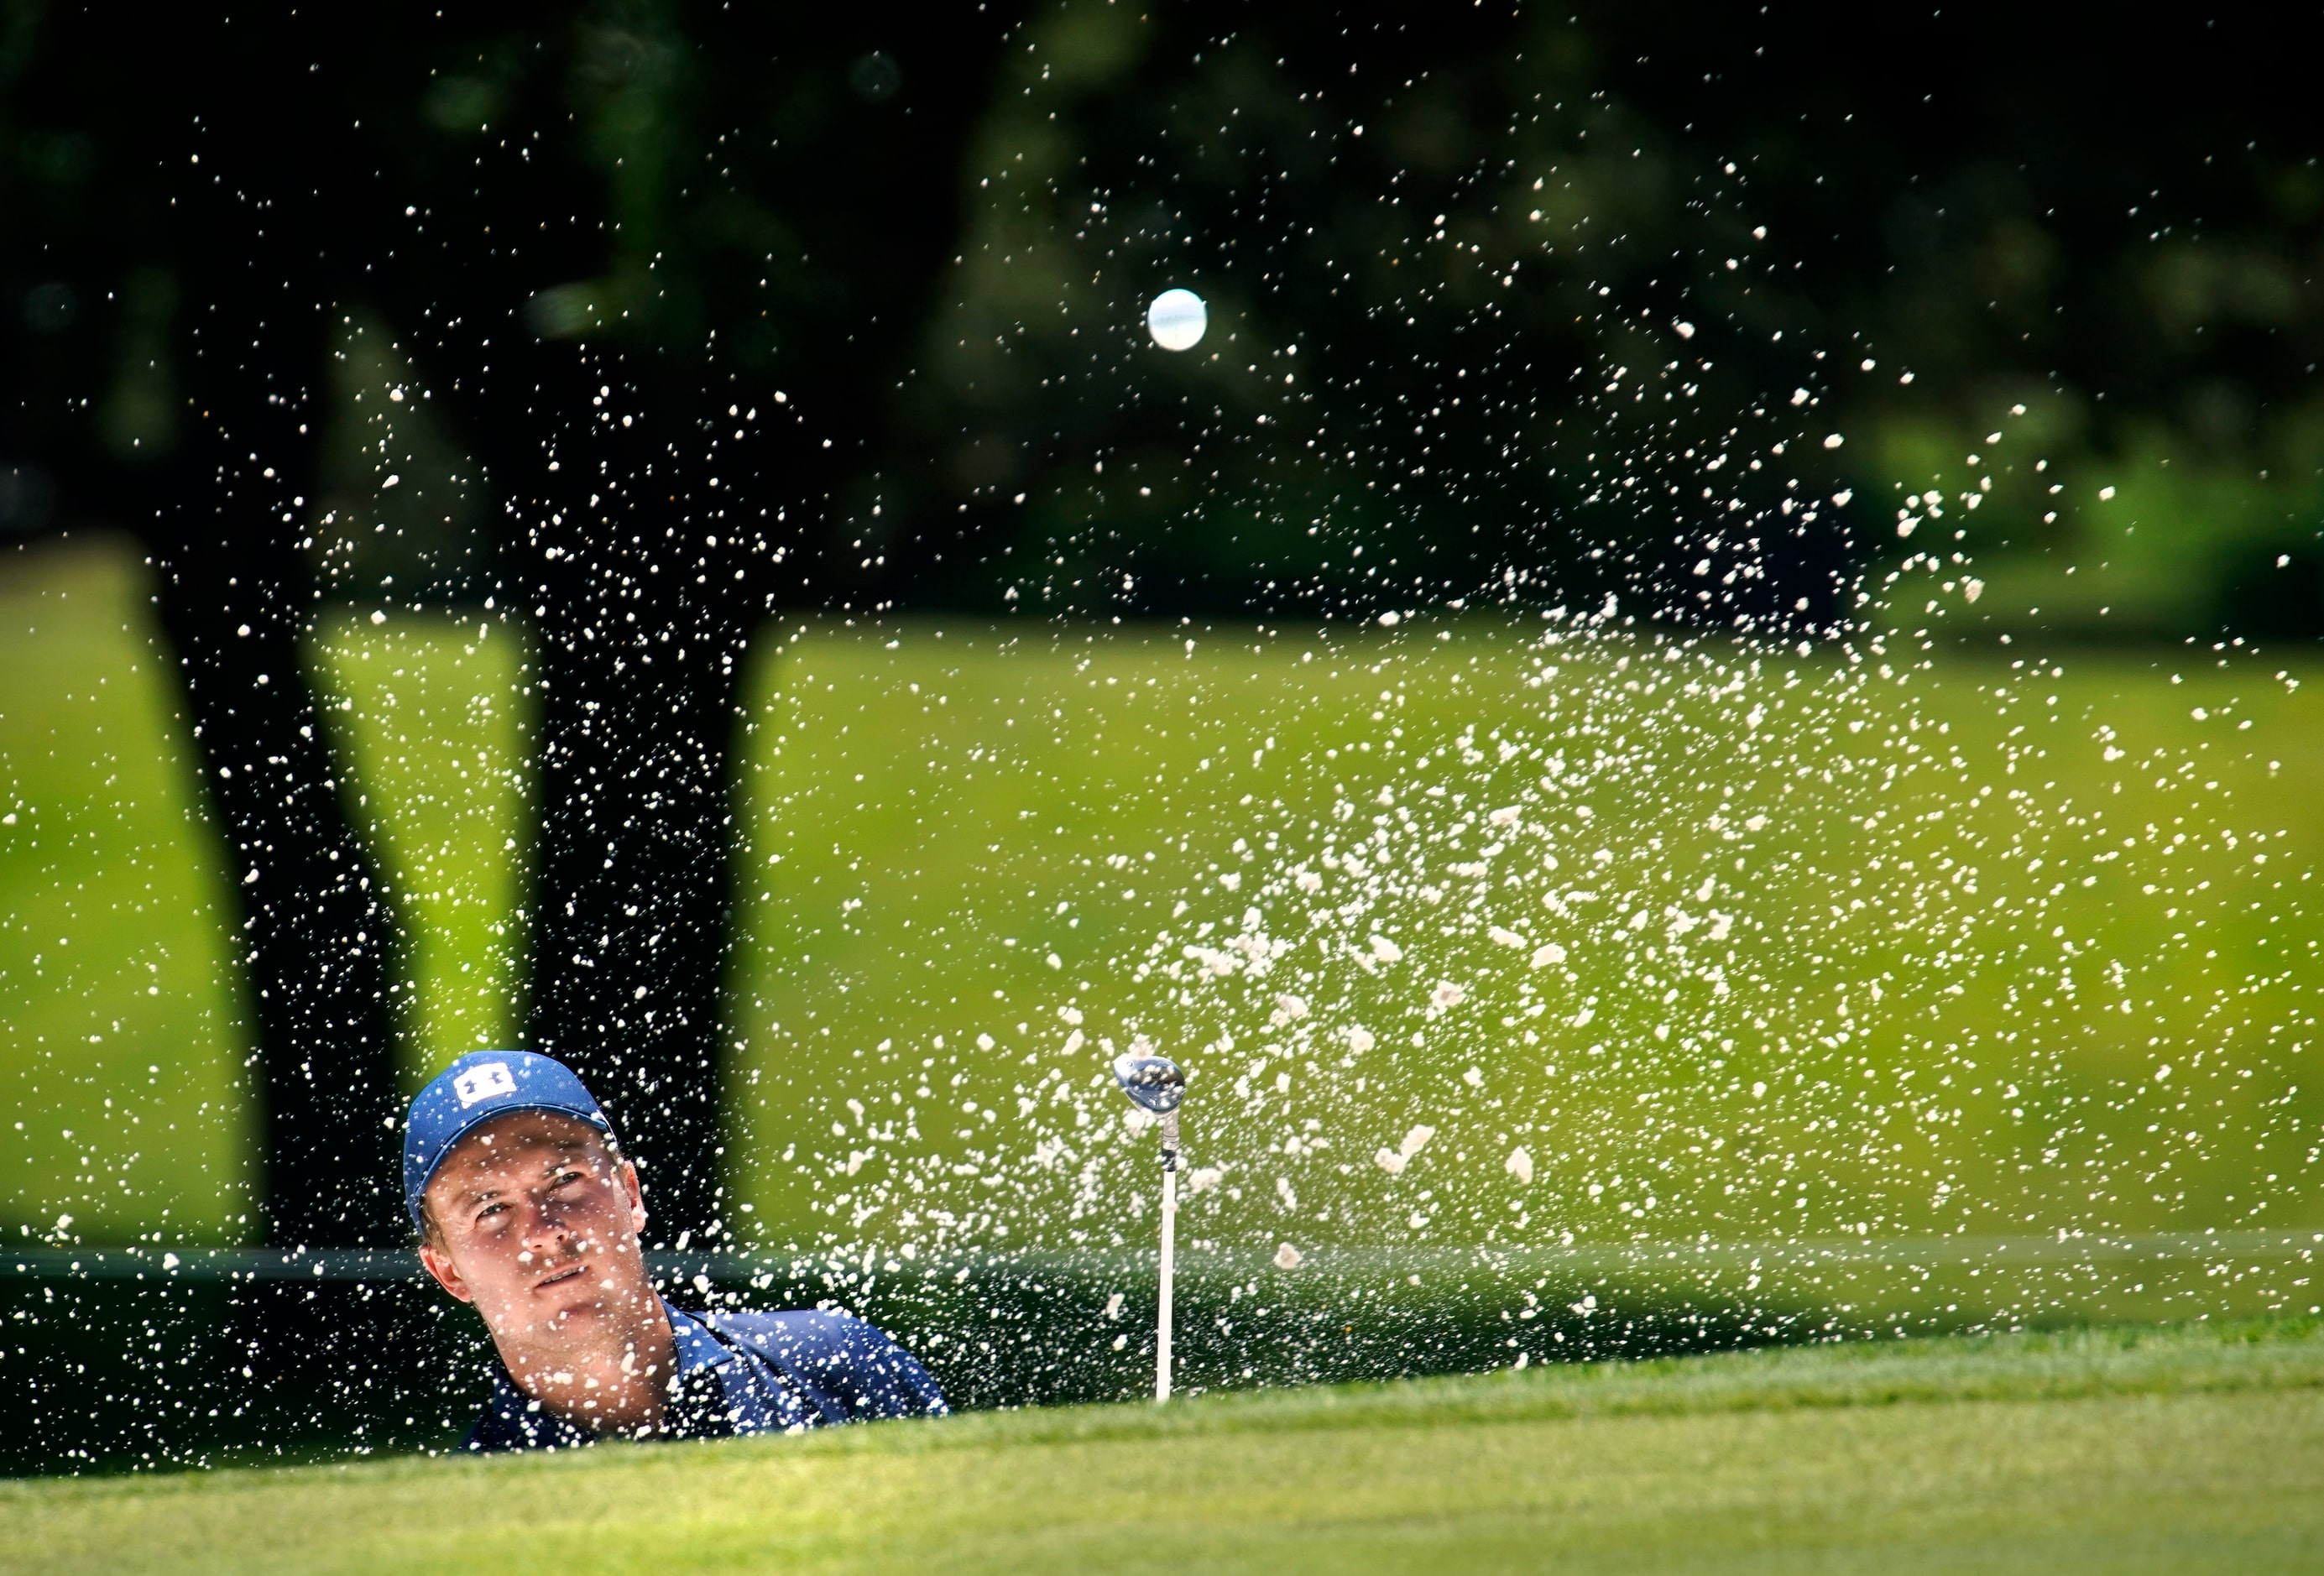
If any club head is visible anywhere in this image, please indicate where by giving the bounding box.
[1111,1052,1186,1115]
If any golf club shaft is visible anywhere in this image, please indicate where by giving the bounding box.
[1157,1163,1176,1402]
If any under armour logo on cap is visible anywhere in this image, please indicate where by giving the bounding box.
[452,1061,518,1108]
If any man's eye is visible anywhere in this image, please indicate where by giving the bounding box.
[475,1203,508,1224]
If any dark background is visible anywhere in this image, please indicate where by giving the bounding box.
[3,0,2320,1264]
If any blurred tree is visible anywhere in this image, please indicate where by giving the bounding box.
[861,3,1877,631]
[865,2,2324,643]
[4,0,1026,1244]
[3,0,1031,1245]
[358,3,1022,1238]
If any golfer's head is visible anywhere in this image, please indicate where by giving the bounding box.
[404,1052,652,1339]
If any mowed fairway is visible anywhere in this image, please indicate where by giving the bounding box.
[6,1321,2322,1574]
[9,540,2324,1325]
[725,617,2324,1279]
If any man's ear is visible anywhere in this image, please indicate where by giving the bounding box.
[619,1157,647,1234]
[420,1240,475,1304]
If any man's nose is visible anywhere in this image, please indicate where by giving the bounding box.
[521,1203,578,1254]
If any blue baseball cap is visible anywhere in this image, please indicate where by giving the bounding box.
[402,1051,614,1228]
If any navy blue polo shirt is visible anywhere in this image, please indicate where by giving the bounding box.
[463,1300,948,1452]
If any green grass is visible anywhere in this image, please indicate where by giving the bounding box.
[0,540,253,1242]
[0,547,535,1249]
[7,1319,2323,1573]
[724,618,2324,1296]
[306,609,532,1078]
[8,537,2324,1345]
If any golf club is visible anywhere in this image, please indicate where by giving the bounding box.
[1111,1051,1186,1401]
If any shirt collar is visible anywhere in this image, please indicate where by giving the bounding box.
[662,1297,736,1377]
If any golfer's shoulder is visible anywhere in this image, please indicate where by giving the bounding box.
[702,1306,922,1377]
[702,1305,883,1360]
[697,1306,949,1418]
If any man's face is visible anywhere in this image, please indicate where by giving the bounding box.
[416,1110,656,1350]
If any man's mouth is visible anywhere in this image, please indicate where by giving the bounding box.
[535,1263,588,1292]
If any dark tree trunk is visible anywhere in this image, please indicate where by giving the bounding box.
[525,543,749,1243]
[147,457,409,1250]
[136,240,408,1250]
[504,356,753,1242]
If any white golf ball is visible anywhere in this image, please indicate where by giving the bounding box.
[1146,288,1208,352]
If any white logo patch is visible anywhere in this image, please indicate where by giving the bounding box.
[452,1061,517,1109]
